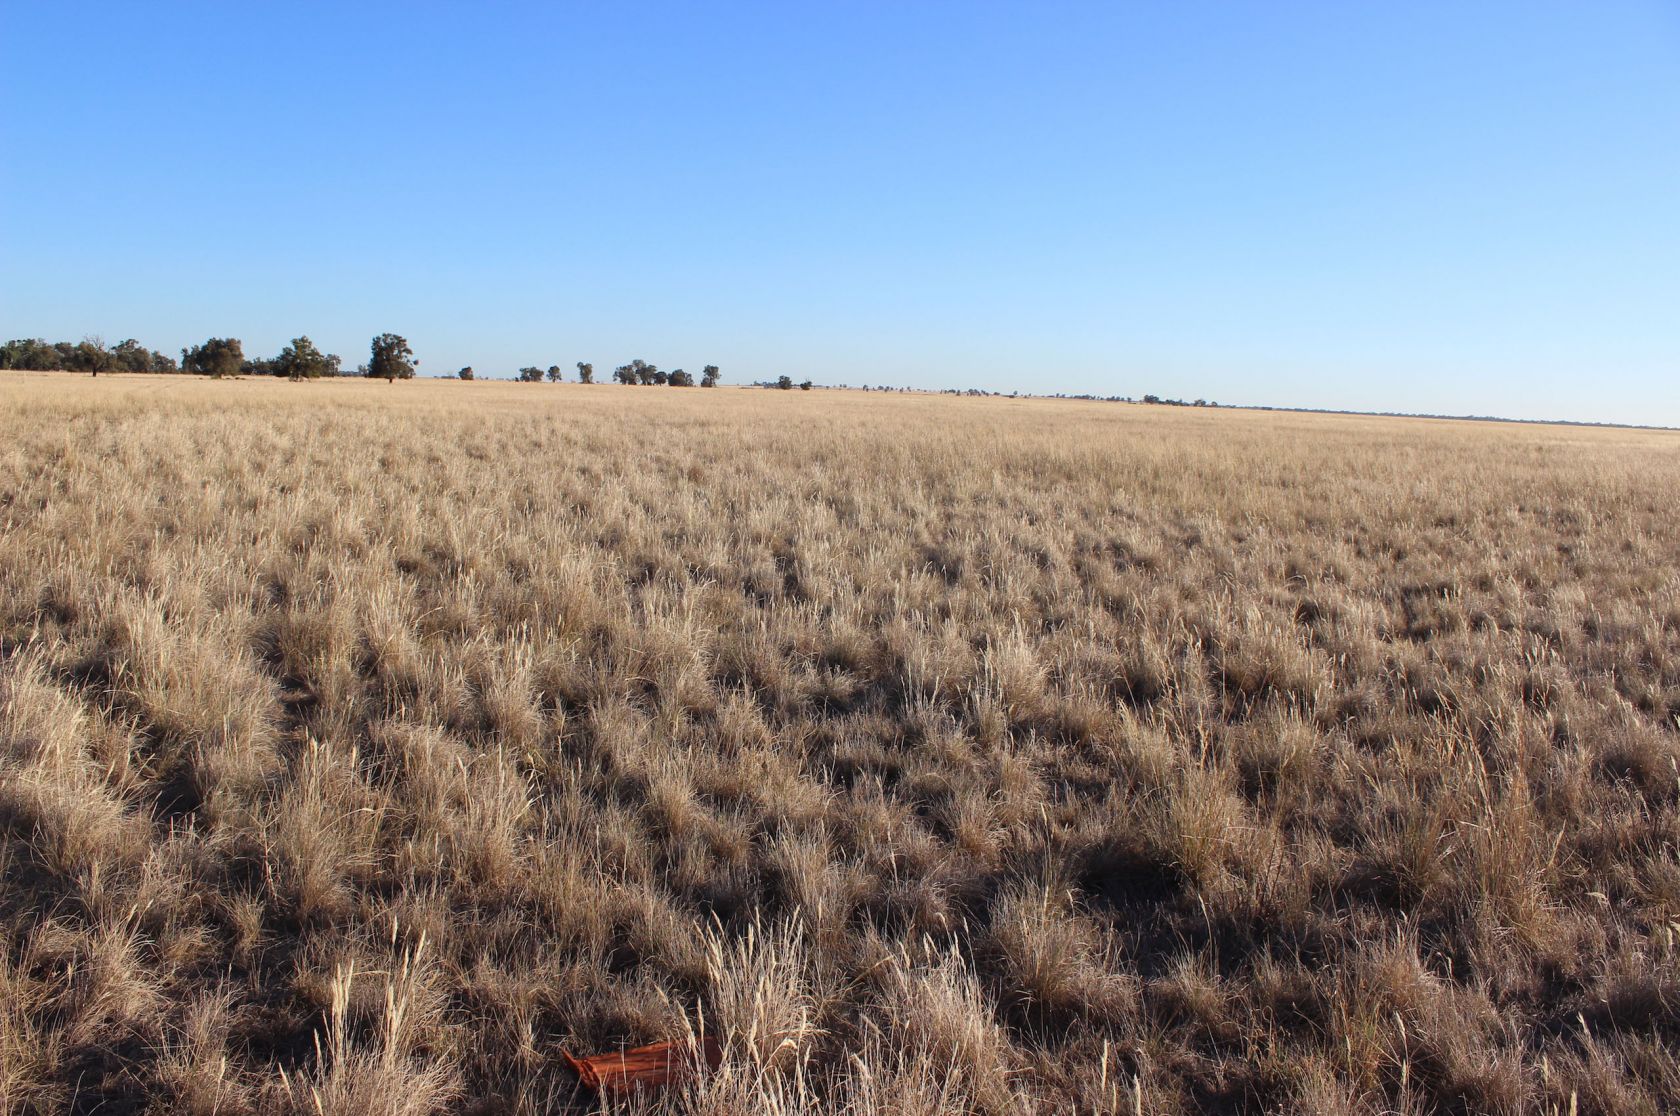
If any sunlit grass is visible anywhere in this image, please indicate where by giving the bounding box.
[2,372,1677,1114]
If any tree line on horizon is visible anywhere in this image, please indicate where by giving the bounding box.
[485,359,722,387]
[0,337,178,375]
[0,334,391,380]
[171,334,424,380]
[1,335,730,388]
[0,335,1231,404]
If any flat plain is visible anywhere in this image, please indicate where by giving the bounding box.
[2,373,1678,1114]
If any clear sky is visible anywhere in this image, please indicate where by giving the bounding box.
[3,2,1677,423]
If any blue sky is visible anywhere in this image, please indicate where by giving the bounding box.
[3,2,1676,423]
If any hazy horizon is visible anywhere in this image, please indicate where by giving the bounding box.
[3,2,1676,425]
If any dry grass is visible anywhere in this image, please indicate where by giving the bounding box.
[2,371,1678,1114]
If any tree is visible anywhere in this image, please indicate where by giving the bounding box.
[182,337,245,378]
[516,366,544,382]
[458,366,475,380]
[615,359,652,385]
[0,339,59,370]
[775,375,794,390]
[576,361,594,384]
[275,335,334,380]
[652,369,668,385]
[667,368,694,387]
[112,338,151,373]
[700,364,720,388]
[368,333,415,381]
[546,365,563,383]
[72,337,114,377]
[636,363,659,386]
[1,335,164,373]
[799,380,813,391]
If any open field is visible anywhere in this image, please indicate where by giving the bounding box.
[2,373,1678,1115]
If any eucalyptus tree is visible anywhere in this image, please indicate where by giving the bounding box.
[368,333,415,381]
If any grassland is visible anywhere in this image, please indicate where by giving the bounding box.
[1,373,1677,1115]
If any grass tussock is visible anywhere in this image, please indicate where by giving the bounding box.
[1,372,1678,1113]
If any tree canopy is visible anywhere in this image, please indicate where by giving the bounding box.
[3,333,738,395]
[1,337,176,373]
[182,338,246,378]
[368,334,415,381]
[274,336,338,380]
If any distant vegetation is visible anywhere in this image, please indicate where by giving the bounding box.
[0,337,177,374]
[28,336,1652,429]
[0,336,723,389]
[368,334,416,382]
[6,333,1233,407]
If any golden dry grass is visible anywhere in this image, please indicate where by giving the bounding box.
[2,371,1678,1114]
